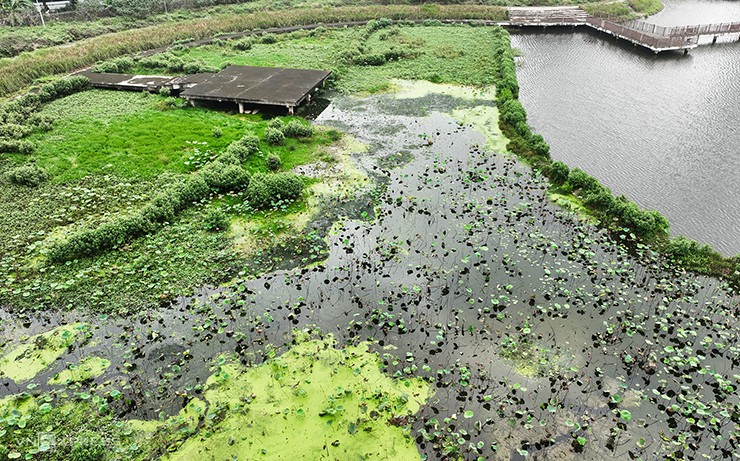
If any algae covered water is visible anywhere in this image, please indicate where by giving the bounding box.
[1,84,738,460]
[511,0,740,256]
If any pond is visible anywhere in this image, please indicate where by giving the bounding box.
[511,0,740,255]
[1,82,738,460]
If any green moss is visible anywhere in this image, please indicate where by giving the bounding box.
[48,356,111,385]
[0,323,84,383]
[159,333,431,460]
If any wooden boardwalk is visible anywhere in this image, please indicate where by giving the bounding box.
[503,6,740,53]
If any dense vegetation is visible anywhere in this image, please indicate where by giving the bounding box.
[0,4,509,96]
[583,0,663,19]
[0,82,344,312]
[0,0,611,57]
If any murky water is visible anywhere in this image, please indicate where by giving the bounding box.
[511,0,740,255]
[2,89,738,460]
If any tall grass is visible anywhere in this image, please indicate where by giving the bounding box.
[0,5,507,96]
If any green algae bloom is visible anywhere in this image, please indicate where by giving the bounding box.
[158,333,431,460]
[0,324,85,383]
[48,356,111,385]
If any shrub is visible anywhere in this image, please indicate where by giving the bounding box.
[226,134,260,161]
[0,139,35,154]
[264,127,285,146]
[237,133,260,152]
[567,168,601,194]
[258,33,277,44]
[246,172,303,209]
[283,120,313,138]
[266,154,282,171]
[0,123,32,138]
[583,188,616,211]
[664,236,715,268]
[204,208,229,232]
[499,99,527,126]
[232,37,253,51]
[183,61,218,74]
[327,129,342,142]
[92,56,134,73]
[158,87,171,97]
[366,18,394,33]
[546,161,569,186]
[28,113,55,131]
[7,164,49,187]
[267,118,284,131]
[529,134,550,157]
[212,126,222,138]
[354,54,387,66]
[200,162,251,191]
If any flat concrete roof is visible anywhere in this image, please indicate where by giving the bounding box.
[180,65,331,107]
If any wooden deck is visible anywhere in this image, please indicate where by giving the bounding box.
[500,6,739,53]
[77,65,330,114]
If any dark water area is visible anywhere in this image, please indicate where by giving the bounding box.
[2,90,738,460]
[510,0,740,256]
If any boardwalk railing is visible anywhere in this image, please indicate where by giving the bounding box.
[620,20,740,38]
[586,17,696,50]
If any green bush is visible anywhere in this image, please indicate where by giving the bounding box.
[246,172,303,209]
[366,18,394,33]
[92,56,134,73]
[267,118,284,131]
[283,120,314,138]
[226,133,260,161]
[499,99,527,126]
[354,53,387,66]
[212,126,222,138]
[204,208,229,232]
[266,154,282,171]
[159,87,171,97]
[264,127,285,146]
[0,123,32,138]
[258,33,277,44]
[546,161,569,186]
[529,134,550,157]
[0,139,35,154]
[232,37,253,51]
[6,164,49,187]
[664,236,714,268]
[567,168,601,194]
[183,61,219,74]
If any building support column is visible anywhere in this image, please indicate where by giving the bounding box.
[238,102,244,114]
[288,105,294,115]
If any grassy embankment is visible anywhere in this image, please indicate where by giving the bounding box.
[583,0,664,19]
[0,24,500,313]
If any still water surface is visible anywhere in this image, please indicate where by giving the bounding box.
[511,0,740,255]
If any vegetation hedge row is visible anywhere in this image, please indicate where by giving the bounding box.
[48,126,306,262]
[0,76,90,154]
[0,5,508,97]
[490,27,738,289]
